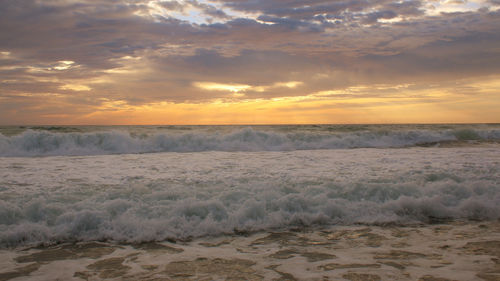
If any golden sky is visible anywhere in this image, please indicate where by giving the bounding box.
[1,0,500,124]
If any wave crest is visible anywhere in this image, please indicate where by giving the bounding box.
[1,127,499,156]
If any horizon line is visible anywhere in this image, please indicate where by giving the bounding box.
[2,122,500,127]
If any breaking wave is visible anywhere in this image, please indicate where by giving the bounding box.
[1,174,499,248]
[0,146,499,247]
[1,127,499,156]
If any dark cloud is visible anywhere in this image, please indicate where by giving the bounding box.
[361,10,398,24]
[384,0,423,16]
[188,0,231,20]
[215,0,423,23]
[159,0,186,12]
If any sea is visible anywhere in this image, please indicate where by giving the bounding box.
[1,124,499,248]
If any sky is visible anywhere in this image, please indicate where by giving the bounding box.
[1,0,500,125]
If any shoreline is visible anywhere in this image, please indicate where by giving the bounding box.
[1,220,499,280]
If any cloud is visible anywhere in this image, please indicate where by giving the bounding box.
[59,84,92,91]
[0,0,499,124]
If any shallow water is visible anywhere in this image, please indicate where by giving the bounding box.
[1,221,499,280]
[1,146,499,247]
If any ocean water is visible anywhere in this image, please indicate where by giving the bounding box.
[0,124,499,247]
[2,124,500,156]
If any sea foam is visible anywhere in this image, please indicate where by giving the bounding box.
[0,147,499,247]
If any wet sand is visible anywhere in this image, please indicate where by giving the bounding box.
[1,221,499,281]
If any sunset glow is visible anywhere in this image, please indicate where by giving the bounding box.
[1,0,500,124]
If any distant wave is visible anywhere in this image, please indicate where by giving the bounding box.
[0,127,499,156]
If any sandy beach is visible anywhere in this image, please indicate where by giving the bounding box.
[1,220,499,280]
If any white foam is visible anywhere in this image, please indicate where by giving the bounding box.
[0,147,499,247]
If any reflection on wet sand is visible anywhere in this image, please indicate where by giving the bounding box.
[1,221,499,280]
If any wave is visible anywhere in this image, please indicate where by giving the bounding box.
[1,145,499,247]
[1,175,498,248]
[0,127,499,156]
